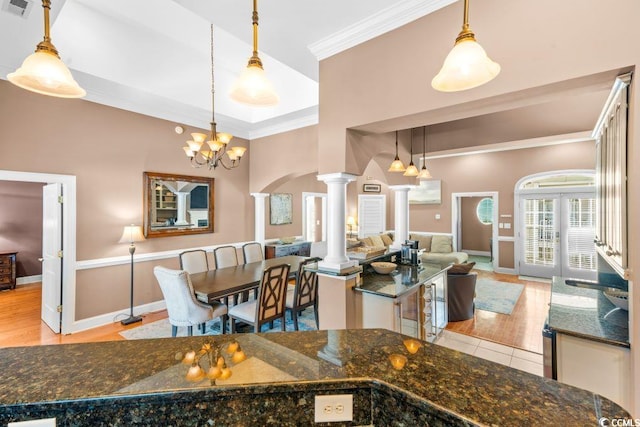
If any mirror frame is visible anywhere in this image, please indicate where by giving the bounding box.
[143,171,215,238]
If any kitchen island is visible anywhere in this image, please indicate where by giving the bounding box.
[0,328,630,426]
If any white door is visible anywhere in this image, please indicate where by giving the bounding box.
[358,195,386,237]
[42,183,63,333]
[519,192,596,280]
[520,196,561,278]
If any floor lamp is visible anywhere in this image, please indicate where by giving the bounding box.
[119,224,145,325]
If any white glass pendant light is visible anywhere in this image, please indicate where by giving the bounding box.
[229,0,279,106]
[403,128,419,177]
[417,126,433,179]
[7,0,85,98]
[431,0,500,92]
[388,131,406,172]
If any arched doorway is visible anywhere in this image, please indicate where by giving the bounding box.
[514,170,596,280]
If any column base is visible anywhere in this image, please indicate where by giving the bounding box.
[318,259,359,273]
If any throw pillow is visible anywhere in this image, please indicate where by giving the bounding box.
[380,233,393,246]
[448,262,476,275]
[369,234,385,247]
[431,235,453,253]
[346,239,362,249]
[359,237,373,247]
[411,235,432,251]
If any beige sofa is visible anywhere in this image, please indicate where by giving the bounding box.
[349,232,468,268]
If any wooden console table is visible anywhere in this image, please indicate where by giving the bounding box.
[265,241,311,259]
[0,251,17,291]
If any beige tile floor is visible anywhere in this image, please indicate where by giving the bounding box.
[435,330,544,377]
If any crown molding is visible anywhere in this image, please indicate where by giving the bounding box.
[248,108,319,140]
[309,0,455,61]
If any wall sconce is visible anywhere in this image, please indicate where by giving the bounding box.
[182,340,246,385]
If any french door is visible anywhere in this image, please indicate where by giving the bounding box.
[519,192,597,280]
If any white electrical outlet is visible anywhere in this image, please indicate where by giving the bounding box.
[9,419,56,427]
[314,394,353,422]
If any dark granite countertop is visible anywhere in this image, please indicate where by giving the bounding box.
[0,329,629,425]
[548,276,629,347]
[355,264,446,299]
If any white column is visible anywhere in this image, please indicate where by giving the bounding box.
[173,192,189,225]
[316,173,358,272]
[389,185,414,249]
[251,193,269,246]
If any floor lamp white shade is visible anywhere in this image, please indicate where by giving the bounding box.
[119,225,145,325]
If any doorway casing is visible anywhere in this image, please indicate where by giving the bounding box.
[0,170,76,334]
[451,191,499,271]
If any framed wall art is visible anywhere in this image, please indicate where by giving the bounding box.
[363,183,381,193]
[409,180,442,204]
[270,193,293,225]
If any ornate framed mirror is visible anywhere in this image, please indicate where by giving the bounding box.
[143,172,214,238]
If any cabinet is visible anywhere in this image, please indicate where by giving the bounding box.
[0,251,17,291]
[556,333,630,411]
[594,73,631,278]
[153,187,177,225]
[265,241,311,259]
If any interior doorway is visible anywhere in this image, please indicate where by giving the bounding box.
[0,170,76,334]
[301,192,327,242]
[451,192,499,271]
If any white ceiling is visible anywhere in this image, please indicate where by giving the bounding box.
[0,0,454,139]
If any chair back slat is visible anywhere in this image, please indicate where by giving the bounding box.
[295,258,319,307]
[256,264,290,326]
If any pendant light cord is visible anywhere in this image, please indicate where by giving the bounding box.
[210,24,218,138]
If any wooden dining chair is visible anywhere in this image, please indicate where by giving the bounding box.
[286,257,321,330]
[242,242,263,264]
[153,266,227,336]
[228,263,291,333]
[179,249,209,274]
[214,245,239,269]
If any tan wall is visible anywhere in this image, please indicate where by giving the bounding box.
[0,181,44,277]
[0,80,252,319]
[250,125,318,193]
[461,197,492,252]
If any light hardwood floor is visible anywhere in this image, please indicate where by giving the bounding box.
[445,270,550,354]
[1,272,550,354]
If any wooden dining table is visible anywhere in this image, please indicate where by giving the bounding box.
[190,255,309,305]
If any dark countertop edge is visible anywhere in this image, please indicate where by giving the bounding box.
[1,377,619,426]
[354,267,447,299]
[548,326,630,348]
[549,276,630,347]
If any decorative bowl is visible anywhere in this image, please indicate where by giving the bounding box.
[279,236,296,244]
[603,289,628,311]
[371,261,396,274]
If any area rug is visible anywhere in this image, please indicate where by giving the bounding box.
[474,278,524,315]
[467,255,493,272]
[119,308,317,340]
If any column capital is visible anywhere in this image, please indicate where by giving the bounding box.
[317,172,358,184]
[388,185,416,192]
[250,192,269,199]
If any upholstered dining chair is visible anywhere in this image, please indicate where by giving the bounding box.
[228,263,290,333]
[153,266,227,336]
[214,245,239,269]
[179,249,209,274]
[242,242,263,264]
[286,257,321,330]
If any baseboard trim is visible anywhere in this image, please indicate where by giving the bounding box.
[495,267,517,275]
[70,300,167,334]
[464,250,491,257]
[16,275,42,285]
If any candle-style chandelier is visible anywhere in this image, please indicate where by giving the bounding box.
[183,25,247,171]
